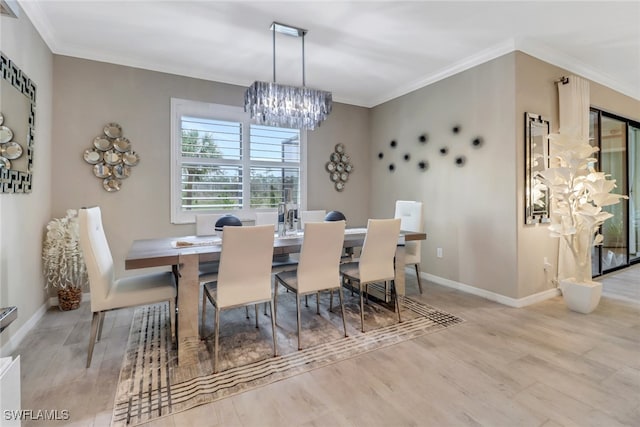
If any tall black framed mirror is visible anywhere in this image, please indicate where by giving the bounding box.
[0,51,36,193]
[525,112,550,224]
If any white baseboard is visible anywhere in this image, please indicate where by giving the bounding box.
[0,301,47,358]
[1,292,91,358]
[421,272,560,308]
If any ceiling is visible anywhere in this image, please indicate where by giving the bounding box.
[17,1,640,107]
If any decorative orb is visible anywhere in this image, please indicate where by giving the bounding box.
[390,140,397,148]
[214,214,242,236]
[455,156,466,167]
[324,211,346,222]
[419,134,428,143]
[378,152,384,159]
[389,163,395,172]
[418,160,428,171]
[472,137,483,148]
[452,125,461,134]
[404,153,411,161]
[439,147,448,156]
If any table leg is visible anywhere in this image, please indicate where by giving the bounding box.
[394,245,406,296]
[177,253,201,366]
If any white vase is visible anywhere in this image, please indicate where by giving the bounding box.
[559,278,602,314]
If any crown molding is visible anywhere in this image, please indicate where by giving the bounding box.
[365,38,517,108]
[18,0,58,52]
[515,37,639,102]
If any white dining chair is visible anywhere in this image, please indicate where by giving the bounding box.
[394,200,424,294]
[196,214,222,236]
[79,207,177,368]
[256,210,299,272]
[274,221,347,350]
[340,218,402,332]
[255,211,278,231]
[300,210,326,230]
[201,224,277,373]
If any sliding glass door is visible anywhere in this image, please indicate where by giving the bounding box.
[590,109,639,277]
[600,115,628,271]
[630,125,640,262]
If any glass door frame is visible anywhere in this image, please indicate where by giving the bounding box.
[590,108,640,277]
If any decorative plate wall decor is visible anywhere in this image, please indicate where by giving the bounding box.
[326,143,353,192]
[83,123,139,191]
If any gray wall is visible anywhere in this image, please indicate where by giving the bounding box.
[0,8,54,351]
[371,53,519,298]
[371,51,640,301]
[51,55,370,279]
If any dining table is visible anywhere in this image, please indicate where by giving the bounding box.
[125,227,426,365]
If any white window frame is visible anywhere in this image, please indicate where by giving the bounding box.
[170,98,307,224]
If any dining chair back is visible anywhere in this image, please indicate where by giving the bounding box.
[296,220,345,293]
[274,220,347,349]
[216,225,275,307]
[196,214,222,236]
[255,211,279,231]
[300,210,326,230]
[358,218,402,284]
[80,207,176,368]
[340,218,401,332]
[201,224,277,372]
[394,200,424,293]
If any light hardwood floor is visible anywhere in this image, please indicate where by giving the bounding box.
[12,265,640,427]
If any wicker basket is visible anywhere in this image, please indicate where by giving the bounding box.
[58,287,82,311]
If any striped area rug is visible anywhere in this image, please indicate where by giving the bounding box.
[112,295,463,426]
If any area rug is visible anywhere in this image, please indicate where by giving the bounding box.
[111,288,463,426]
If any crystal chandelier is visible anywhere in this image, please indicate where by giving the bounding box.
[244,22,332,130]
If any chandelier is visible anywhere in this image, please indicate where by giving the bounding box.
[244,22,332,130]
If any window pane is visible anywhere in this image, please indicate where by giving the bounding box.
[182,116,241,160]
[250,125,300,162]
[182,164,242,210]
[250,166,299,208]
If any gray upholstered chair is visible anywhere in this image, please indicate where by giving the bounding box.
[394,200,424,294]
[79,207,176,368]
[201,224,277,373]
[340,218,402,332]
[274,220,347,349]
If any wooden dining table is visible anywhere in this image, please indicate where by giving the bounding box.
[125,228,426,365]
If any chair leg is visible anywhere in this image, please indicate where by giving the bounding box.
[169,298,176,341]
[201,290,207,339]
[96,311,106,341]
[270,299,278,357]
[245,306,250,319]
[329,289,334,312]
[305,295,308,307]
[86,311,101,368]
[338,286,348,338]
[415,264,423,294]
[316,292,320,315]
[213,306,220,374]
[359,282,365,333]
[273,281,279,324]
[254,305,259,328]
[296,294,302,350]
[393,281,402,324]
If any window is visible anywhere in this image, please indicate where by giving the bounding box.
[171,99,305,223]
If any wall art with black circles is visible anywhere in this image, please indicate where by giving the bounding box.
[378,124,485,173]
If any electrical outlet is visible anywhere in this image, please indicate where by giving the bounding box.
[543,257,552,271]
[437,247,443,258]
